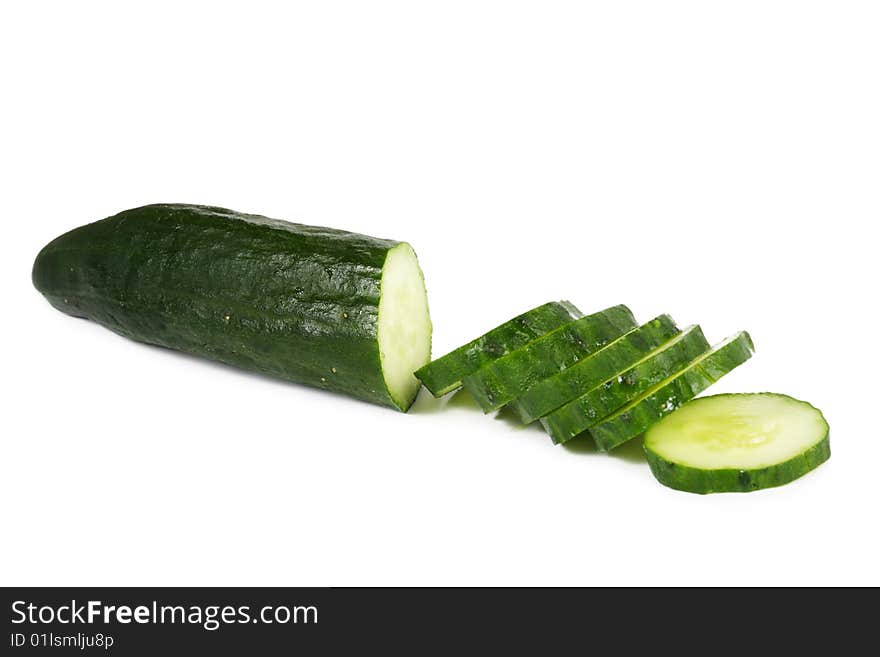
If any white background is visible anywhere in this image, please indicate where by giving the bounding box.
[2,1,878,586]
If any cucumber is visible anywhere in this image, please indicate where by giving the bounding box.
[32,204,432,411]
[462,305,637,413]
[645,393,830,494]
[414,301,581,397]
[509,314,680,424]
[590,331,754,451]
[540,325,710,444]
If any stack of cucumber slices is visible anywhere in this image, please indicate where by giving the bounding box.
[415,302,829,494]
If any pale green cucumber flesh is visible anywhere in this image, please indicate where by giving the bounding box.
[589,331,755,451]
[413,301,581,397]
[510,314,680,424]
[462,305,637,413]
[378,243,434,410]
[644,393,830,494]
[540,325,710,444]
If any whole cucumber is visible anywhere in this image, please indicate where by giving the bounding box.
[32,204,432,411]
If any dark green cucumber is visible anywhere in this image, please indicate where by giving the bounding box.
[509,314,680,424]
[590,331,755,451]
[644,393,830,494]
[461,305,637,413]
[540,325,710,444]
[414,301,581,397]
[32,204,432,411]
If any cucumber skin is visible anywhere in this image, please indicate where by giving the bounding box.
[510,314,679,424]
[646,433,830,494]
[33,203,419,410]
[589,332,754,451]
[414,301,580,397]
[540,326,710,445]
[462,305,638,413]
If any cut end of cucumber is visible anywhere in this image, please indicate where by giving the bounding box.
[378,242,432,411]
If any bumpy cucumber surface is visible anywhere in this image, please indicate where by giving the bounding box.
[414,301,581,397]
[462,305,637,413]
[510,314,679,424]
[590,332,754,451]
[644,393,830,494]
[540,325,710,444]
[32,204,432,411]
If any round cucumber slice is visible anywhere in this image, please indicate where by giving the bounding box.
[644,393,830,494]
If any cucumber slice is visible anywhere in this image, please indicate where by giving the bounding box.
[644,393,830,494]
[540,325,710,444]
[509,314,680,424]
[413,301,581,397]
[462,305,637,413]
[590,331,754,451]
